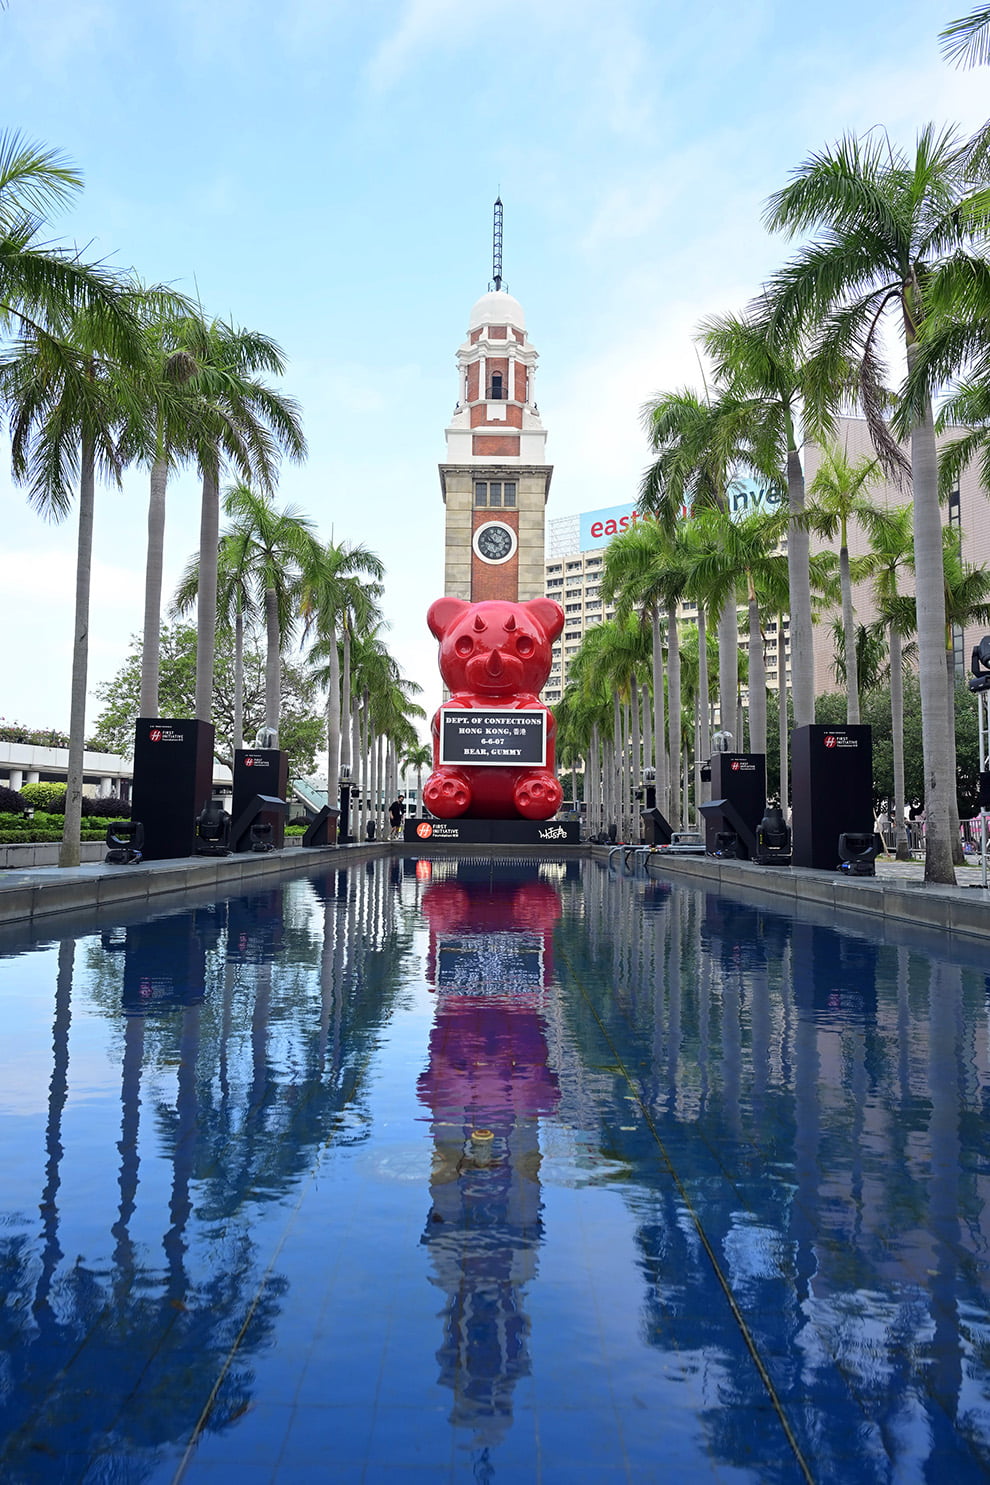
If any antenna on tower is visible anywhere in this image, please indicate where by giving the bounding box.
[491,195,503,292]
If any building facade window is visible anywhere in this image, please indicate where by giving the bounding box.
[474,481,517,508]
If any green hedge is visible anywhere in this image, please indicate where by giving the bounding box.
[0,826,112,845]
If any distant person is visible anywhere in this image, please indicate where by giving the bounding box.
[389,793,406,838]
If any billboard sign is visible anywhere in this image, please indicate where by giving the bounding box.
[576,480,783,553]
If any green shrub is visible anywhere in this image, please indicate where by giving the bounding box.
[0,786,25,813]
[20,781,67,812]
[83,795,130,819]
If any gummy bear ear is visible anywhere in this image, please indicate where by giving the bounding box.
[428,596,471,640]
[524,597,565,643]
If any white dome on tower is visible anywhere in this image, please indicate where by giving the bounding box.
[468,290,526,333]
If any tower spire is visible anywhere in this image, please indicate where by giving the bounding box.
[492,196,503,292]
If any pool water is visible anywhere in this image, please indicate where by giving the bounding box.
[1,854,990,1483]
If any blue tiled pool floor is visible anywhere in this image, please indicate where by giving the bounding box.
[2,856,990,1482]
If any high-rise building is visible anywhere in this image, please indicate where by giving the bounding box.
[543,491,790,707]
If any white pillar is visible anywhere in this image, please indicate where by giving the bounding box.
[100,776,113,797]
[8,769,23,792]
[26,770,39,785]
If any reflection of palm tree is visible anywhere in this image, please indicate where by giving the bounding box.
[35,939,74,1315]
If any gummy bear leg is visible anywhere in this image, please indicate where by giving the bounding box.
[514,771,564,821]
[423,769,472,818]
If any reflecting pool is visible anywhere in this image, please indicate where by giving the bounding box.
[1,855,990,1483]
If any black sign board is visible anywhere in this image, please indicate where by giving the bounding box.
[131,717,215,861]
[404,818,578,845]
[791,724,873,870]
[232,749,289,849]
[439,709,547,767]
[704,753,767,858]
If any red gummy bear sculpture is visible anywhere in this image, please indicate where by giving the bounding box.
[422,596,565,821]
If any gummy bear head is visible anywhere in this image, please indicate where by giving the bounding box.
[427,597,564,698]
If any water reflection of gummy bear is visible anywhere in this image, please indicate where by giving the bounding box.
[417,871,561,1448]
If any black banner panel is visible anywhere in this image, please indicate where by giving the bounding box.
[404,818,579,845]
[791,724,873,870]
[131,718,215,861]
[704,753,767,858]
[438,710,547,767]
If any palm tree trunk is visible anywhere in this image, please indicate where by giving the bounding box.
[747,593,768,756]
[778,613,790,816]
[666,603,681,830]
[717,598,739,744]
[233,604,244,750]
[945,640,965,866]
[630,671,642,839]
[651,608,667,818]
[696,606,710,760]
[786,444,815,728]
[611,694,622,838]
[195,460,220,723]
[374,732,384,838]
[326,619,341,814]
[264,585,280,734]
[640,682,652,796]
[139,453,168,718]
[840,542,860,724]
[60,431,95,869]
[889,624,911,860]
[909,373,956,884]
[340,629,352,776]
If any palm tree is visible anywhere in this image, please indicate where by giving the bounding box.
[219,485,316,736]
[170,314,307,725]
[940,7,990,66]
[118,294,203,719]
[572,616,653,839]
[0,131,136,341]
[853,503,916,859]
[301,539,384,821]
[764,124,990,884]
[691,507,789,757]
[698,308,840,730]
[805,444,881,724]
[601,518,698,827]
[939,527,990,859]
[554,671,612,836]
[639,387,782,741]
[174,515,262,752]
[2,291,145,867]
[402,743,432,816]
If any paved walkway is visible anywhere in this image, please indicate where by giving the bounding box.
[874,855,990,889]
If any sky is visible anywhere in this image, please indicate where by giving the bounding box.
[1,0,988,745]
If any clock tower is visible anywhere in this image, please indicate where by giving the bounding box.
[439,200,552,603]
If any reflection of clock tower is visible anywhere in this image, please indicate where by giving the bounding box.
[439,201,551,602]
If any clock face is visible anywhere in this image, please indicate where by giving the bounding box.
[474,521,517,564]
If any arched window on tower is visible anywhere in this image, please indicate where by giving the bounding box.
[489,371,504,400]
